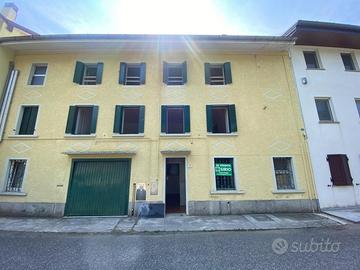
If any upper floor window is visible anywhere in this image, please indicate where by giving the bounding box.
[355,99,360,118]
[119,63,146,85]
[315,98,334,122]
[206,105,237,134]
[65,105,98,135]
[4,159,27,193]
[205,62,232,85]
[341,53,358,71]
[113,105,145,135]
[73,61,103,85]
[163,62,187,85]
[161,105,190,134]
[273,157,296,190]
[327,154,353,186]
[16,105,39,135]
[28,64,47,85]
[303,51,321,69]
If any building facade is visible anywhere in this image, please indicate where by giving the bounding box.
[286,21,360,209]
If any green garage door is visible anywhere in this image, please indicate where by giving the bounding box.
[65,159,131,216]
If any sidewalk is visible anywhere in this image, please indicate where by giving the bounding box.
[322,206,360,223]
[0,213,344,234]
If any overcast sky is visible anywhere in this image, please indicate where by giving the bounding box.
[3,0,360,35]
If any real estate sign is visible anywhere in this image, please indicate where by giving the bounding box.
[215,163,232,176]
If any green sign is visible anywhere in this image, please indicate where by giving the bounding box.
[215,163,233,176]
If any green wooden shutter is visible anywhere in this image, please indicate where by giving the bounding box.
[140,62,146,85]
[163,62,168,84]
[161,106,167,133]
[65,106,77,134]
[119,63,126,84]
[184,105,190,133]
[204,63,211,84]
[19,106,38,135]
[113,105,123,134]
[206,105,213,132]
[73,61,85,84]
[182,61,187,84]
[96,62,103,84]
[138,106,145,133]
[228,104,237,132]
[90,106,99,134]
[224,62,232,84]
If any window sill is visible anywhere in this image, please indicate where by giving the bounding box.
[76,85,99,88]
[207,133,238,136]
[122,85,145,88]
[160,133,191,137]
[272,190,305,194]
[112,133,144,137]
[207,84,229,88]
[0,192,27,196]
[26,84,45,88]
[64,134,96,138]
[318,121,340,124]
[210,190,245,195]
[8,135,38,138]
[164,84,186,87]
[306,68,325,71]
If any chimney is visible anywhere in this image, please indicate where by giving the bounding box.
[1,2,18,21]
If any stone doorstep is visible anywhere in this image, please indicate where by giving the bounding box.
[0,213,342,234]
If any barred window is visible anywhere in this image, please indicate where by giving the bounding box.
[273,157,295,190]
[214,158,235,190]
[5,160,27,192]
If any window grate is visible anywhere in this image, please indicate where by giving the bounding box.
[214,158,235,190]
[273,157,295,190]
[5,160,27,192]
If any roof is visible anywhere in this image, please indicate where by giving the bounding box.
[0,13,38,35]
[0,34,295,54]
[283,20,360,49]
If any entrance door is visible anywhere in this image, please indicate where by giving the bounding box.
[65,159,131,216]
[166,158,186,213]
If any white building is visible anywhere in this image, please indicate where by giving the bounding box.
[285,21,360,209]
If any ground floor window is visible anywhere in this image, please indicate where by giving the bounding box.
[4,159,27,192]
[273,157,295,190]
[327,154,353,186]
[214,157,235,190]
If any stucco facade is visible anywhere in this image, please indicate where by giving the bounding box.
[290,45,360,208]
[0,37,318,217]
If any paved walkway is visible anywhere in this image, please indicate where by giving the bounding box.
[322,206,360,223]
[0,213,342,234]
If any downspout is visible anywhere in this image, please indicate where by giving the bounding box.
[0,62,18,142]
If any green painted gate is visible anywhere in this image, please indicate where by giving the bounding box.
[65,159,131,216]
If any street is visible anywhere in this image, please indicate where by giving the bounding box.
[0,224,359,270]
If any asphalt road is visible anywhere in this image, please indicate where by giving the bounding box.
[0,224,359,270]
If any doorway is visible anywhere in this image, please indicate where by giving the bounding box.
[165,158,186,213]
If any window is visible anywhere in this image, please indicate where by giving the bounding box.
[119,63,146,85]
[206,105,237,133]
[273,157,295,190]
[327,154,353,186]
[73,61,103,85]
[65,106,98,135]
[161,105,190,134]
[214,158,235,190]
[113,105,145,134]
[28,64,47,85]
[163,62,187,85]
[205,62,232,85]
[303,51,320,69]
[341,53,357,71]
[355,99,360,118]
[315,98,334,122]
[16,106,39,135]
[4,159,27,192]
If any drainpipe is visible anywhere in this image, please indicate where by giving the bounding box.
[0,62,18,142]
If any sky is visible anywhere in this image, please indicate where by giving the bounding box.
[2,0,360,35]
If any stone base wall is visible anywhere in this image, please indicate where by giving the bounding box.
[0,202,65,217]
[188,199,319,215]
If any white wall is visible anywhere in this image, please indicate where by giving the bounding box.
[290,45,360,208]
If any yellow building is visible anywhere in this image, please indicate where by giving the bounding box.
[0,32,319,217]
